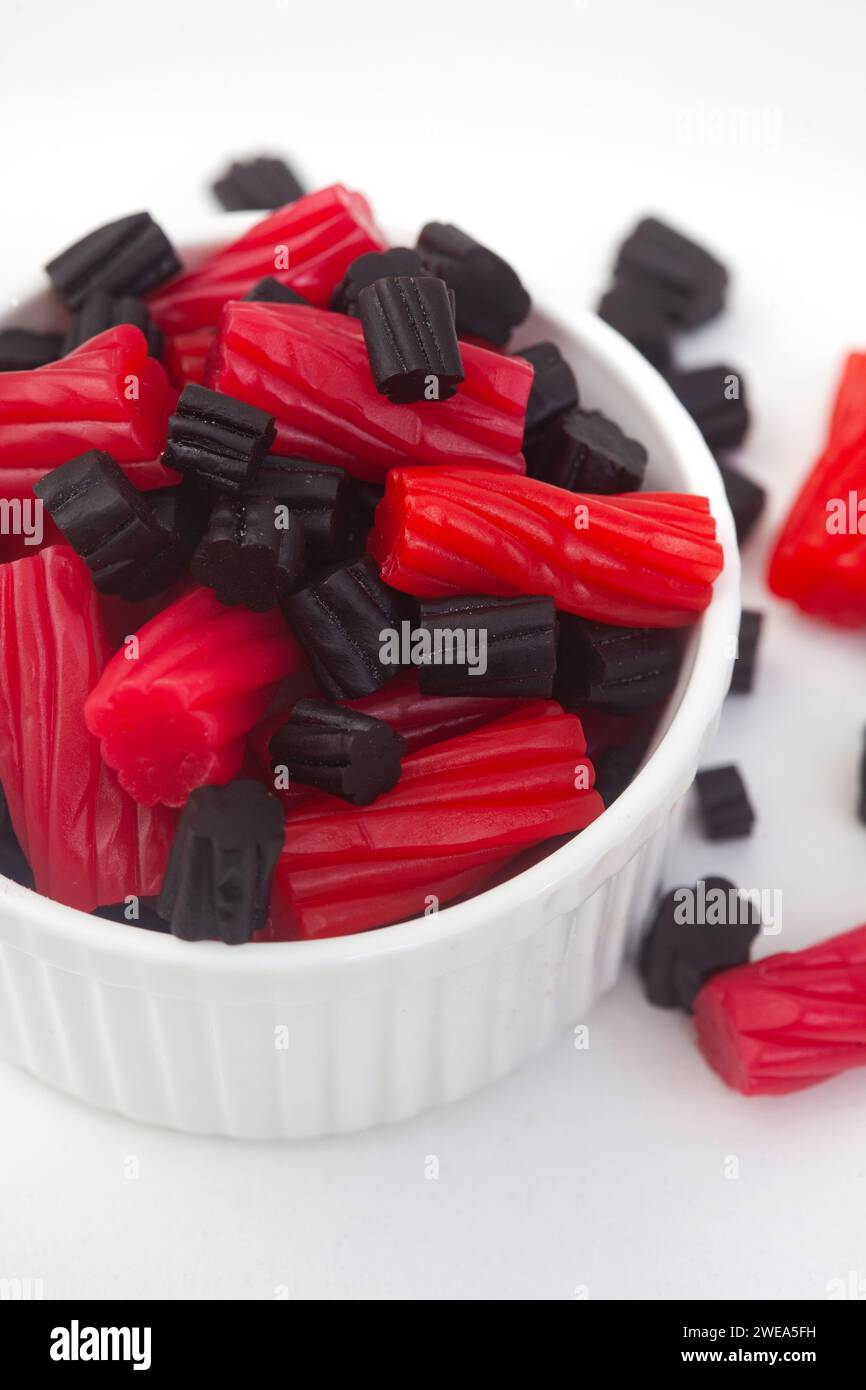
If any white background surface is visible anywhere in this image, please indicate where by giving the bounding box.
[2,0,866,1301]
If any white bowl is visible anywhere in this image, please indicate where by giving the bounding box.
[0,216,740,1138]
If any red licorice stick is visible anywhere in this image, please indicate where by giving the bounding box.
[0,546,174,910]
[369,466,723,626]
[163,326,214,388]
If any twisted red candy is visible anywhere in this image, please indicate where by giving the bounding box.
[207,302,532,481]
[694,923,866,1095]
[147,185,385,335]
[0,546,174,910]
[0,325,177,499]
[264,702,601,939]
[163,327,214,388]
[369,466,723,626]
[85,584,304,807]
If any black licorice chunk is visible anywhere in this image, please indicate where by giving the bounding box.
[717,460,765,543]
[63,290,162,358]
[212,157,304,212]
[163,384,276,494]
[597,285,673,371]
[519,342,579,441]
[269,699,405,806]
[282,555,402,699]
[93,899,171,933]
[614,216,728,328]
[638,878,760,1012]
[594,728,653,807]
[668,365,749,450]
[358,276,464,404]
[417,221,531,345]
[113,483,202,602]
[157,781,285,944]
[191,495,305,610]
[695,764,755,840]
[417,595,557,698]
[245,456,348,560]
[555,617,680,714]
[0,328,63,372]
[244,276,310,306]
[533,407,647,494]
[730,609,763,694]
[0,783,34,889]
[330,248,424,315]
[46,212,181,310]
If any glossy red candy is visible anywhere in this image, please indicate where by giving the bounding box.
[147,185,385,335]
[369,466,723,626]
[207,302,532,481]
[0,546,174,910]
[0,325,177,500]
[85,584,305,807]
[694,923,866,1095]
[344,671,526,753]
[163,327,214,388]
[264,702,602,939]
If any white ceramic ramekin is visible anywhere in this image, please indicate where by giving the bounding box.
[0,216,740,1138]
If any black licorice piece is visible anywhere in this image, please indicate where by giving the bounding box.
[0,783,34,889]
[113,483,201,602]
[269,699,405,805]
[417,221,531,345]
[613,216,728,328]
[45,212,181,310]
[212,157,304,212]
[282,555,402,699]
[667,365,749,450]
[594,728,653,806]
[163,383,276,494]
[417,595,557,698]
[555,617,680,713]
[519,342,579,441]
[191,495,305,610]
[638,878,760,1012]
[695,764,755,840]
[358,276,464,403]
[730,609,763,694]
[597,284,673,371]
[244,276,310,306]
[717,459,765,543]
[63,290,162,358]
[330,248,424,315]
[93,899,171,933]
[532,406,647,494]
[157,781,285,944]
[0,328,63,372]
[245,456,348,560]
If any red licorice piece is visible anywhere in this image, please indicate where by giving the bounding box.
[369,466,723,626]
[163,327,214,388]
[265,702,602,939]
[768,353,866,626]
[85,584,305,807]
[147,185,385,335]
[344,671,526,753]
[0,325,177,500]
[0,546,174,910]
[694,923,866,1096]
[207,302,532,482]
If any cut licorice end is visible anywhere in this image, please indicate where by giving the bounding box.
[730,609,763,694]
[190,494,305,610]
[162,383,276,494]
[157,781,285,944]
[269,699,405,805]
[63,290,163,357]
[638,878,760,1012]
[695,764,755,840]
[667,365,750,450]
[417,595,557,698]
[212,156,304,212]
[529,406,647,493]
[0,328,63,372]
[45,211,181,310]
[417,221,531,345]
[330,248,424,315]
[244,276,310,306]
[555,617,681,714]
[597,284,673,371]
[518,341,579,441]
[717,459,766,543]
[613,216,728,329]
[282,555,403,699]
[244,455,349,560]
[358,275,464,403]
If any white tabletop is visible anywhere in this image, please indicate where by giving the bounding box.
[2,0,866,1301]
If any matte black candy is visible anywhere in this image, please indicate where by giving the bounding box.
[0,328,63,372]
[417,595,557,698]
[555,617,680,714]
[246,456,349,560]
[730,609,763,694]
[417,221,531,345]
[157,781,285,944]
[191,495,305,610]
[533,407,647,494]
[45,212,181,310]
[717,460,765,543]
[695,764,755,840]
[212,156,304,211]
[638,878,760,1012]
[113,482,202,602]
[358,276,464,403]
[519,342,579,441]
[0,782,34,889]
[668,365,749,450]
[593,728,653,807]
[244,276,310,306]
[93,899,171,933]
[282,555,403,699]
[597,285,673,371]
[163,383,276,494]
[613,216,728,328]
[330,248,424,315]
[269,699,405,805]
[63,290,163,357]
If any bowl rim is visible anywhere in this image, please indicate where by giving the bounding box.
[0,218,741,976]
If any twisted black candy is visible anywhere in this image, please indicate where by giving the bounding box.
[639,878,760,1012]
[244,277,310,306]
[191,495,305,610]
[358,276,464,403]
[417,221,530,345]
[597,284,673,371]
[531,407,647,494]
[269,699,405,805]
[45,212,181,310]
[695,764,755,840]
[555,616,680,714]
[330,248,423,315]
[246,456,348,560]
[613,216,728,329]
[282,555,403,699]
[163,384,276,494]
[519,341,579,443]
[0,328,62,372]
[212,156,304,211]
[717,460,765,543]
[667,365,749,450]
[63,290,162,357]
[417,595,557,698]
